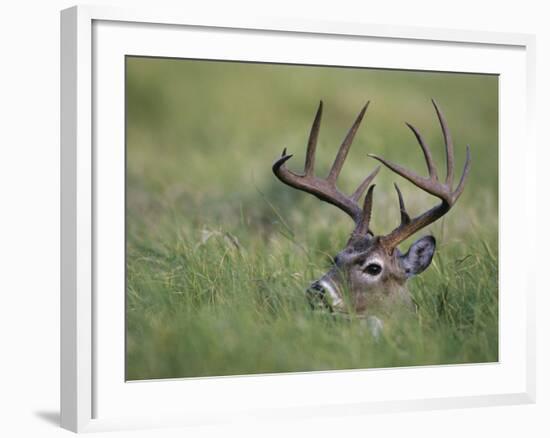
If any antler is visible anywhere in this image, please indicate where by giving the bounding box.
[369,99,471,252]
[273,101,380,235]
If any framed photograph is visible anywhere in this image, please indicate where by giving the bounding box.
[61,5,536,433]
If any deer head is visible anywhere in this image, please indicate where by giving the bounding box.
[272,100,471,317]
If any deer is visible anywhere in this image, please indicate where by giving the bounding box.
[272,100,471,333]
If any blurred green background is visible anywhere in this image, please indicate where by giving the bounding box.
[126,56,498,380]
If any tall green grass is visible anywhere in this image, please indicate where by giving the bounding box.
[126,57,498,380]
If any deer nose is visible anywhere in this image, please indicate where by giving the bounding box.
[306,281,329,310]
[307,279,343,311]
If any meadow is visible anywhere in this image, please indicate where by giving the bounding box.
[125,57,498,380]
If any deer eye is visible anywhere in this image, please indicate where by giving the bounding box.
[365,263,382,276]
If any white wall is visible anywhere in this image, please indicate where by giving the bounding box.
[0,1,546,437]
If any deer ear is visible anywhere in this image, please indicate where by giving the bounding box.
[399,236,436,278]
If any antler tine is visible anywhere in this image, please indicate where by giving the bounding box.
[367,153,449,202]
[452,144,471,203]
[304,101,323,176]
[405,122,438,181]
[368,101,471,252]
[327,102,370,184]
[432,99,454,186]
[394,183,411,226]
[351,165,380,201]
[272,102,378,229]
[354,185,376,236]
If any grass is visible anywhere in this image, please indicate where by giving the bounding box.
[125,57,498,380]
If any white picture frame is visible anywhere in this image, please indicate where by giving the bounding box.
[60,4,536,433]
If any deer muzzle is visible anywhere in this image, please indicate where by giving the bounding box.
[306,278,344,312]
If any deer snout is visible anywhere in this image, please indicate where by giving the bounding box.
[306,279,343,311]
